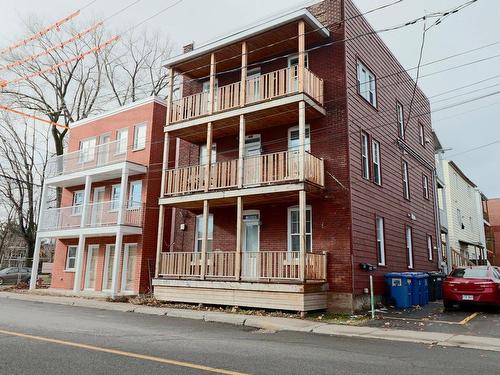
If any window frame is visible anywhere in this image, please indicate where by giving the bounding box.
[78,137,97,163]
[115,128,129,155]
[357,60,377,107]
[372,139,382,185]
[132,123,147,151]
[288,124,311,152]
[422,174,429,200]
[396,101,404,139]
[427,234,434,261]
[65,245,78,271]
[287,205,312,253]
[128,180,142,208]
[199,143,217,165]
[375,216,386,266]
[419,122,425,146]
[72,190,84,215]
[194,214,214,252]
[402,160,410,200]
[405,225,414,269]
[361,132,370,180]
[110,184,121,211]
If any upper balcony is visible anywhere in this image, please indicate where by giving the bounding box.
[45,139,147,187]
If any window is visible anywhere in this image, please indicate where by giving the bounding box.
[195,214,214,252]
[361,132,370,179]
[66,246,78,271]
[376,216,386,266]
[288,206,312,252]
[116,128,128,155]
[423,174,429,199]
[457,209,463,228]
[110,184,121,211]
[128,181,142,208]
[397,102,404,138]
[199,143,216,165]
[72,190,84,215]
[287,53,309,69]
[402,161,410,200]
[427,235,433,261]
[357,61,377,107]
[133,123,147,151]
[406,225,414,269]
[450,268,489,278]
[288,125,311,152]
[79,138,96,163]
[454,172,459,188]
[469,216,473,231]
[419,123,425,146]
[372,140,381,185]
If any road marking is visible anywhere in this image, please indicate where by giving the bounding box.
[459,312,480,325]
[0,328,247,375]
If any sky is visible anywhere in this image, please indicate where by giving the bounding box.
[0,0,499,197]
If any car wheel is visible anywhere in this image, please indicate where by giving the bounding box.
[0,277,4,286]
[443,300,454,310]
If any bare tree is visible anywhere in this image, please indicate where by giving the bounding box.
[0,115,49,265]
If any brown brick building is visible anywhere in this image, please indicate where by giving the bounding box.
[153,0,439,312]
[487,198,500,266]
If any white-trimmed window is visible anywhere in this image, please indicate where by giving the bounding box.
[406,225,414,269]
[128,181,142,208]
[195,214,214,252]
[397,102,404,138]
[288,206,312,252]
[288,125,311,152]
[427,235,433,261]
[133,123,147,151]
[357,61,377,107]
[116,128,128,155]
[423,174,429,200]
[65,245,78,271]
[372,140,381,185]
[376,216,386,266]
[110,184,121,211]
[419,123,425,146]
[361,132,370,179]
[199,143,216,165]
[402,161,410,200]
[79,137,96,163]
[72,190,84,215]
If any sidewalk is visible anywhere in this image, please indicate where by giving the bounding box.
[1,291,500,353]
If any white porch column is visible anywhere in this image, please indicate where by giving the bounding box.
[111,230,123,297]
[298,20,305,93]
[299,190,307,282]
[299,100,306,182]
[200,200,209,280]
[73,175,92,292]
[204,122,213,192]
[155,132,170,278]
[235,196,243,280]
[80,175,93,228]
[117,166,129,225]
[30,184,49,290]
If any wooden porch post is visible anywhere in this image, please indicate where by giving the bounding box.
[166,68,174,125]
[155,131,170,278]
[240,41,247,107]
[238,115,245,188]
[299,100,306,182]
[209,53,216,114]
[235,196,243,280]
[299,190,307,282]
[298,20,305,93]
[200,200,209,280]
[204,122,213,192]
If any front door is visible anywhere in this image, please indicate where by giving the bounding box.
[246,68,261,103]
[243,134,261,185]
[102,244,115,291]
[91,187,105,225]
[84,245,99,290]
[121,244,138,292]
[97,134,110,166]
[242,210,260,279]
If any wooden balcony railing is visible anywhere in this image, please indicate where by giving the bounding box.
[450,249,475,268]
[164,151,324,197]
[169,67,324,123]
[158,251,327,282]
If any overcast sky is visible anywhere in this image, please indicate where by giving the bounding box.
[1,0,499,197]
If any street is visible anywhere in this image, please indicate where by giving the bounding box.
[0,299,499,375]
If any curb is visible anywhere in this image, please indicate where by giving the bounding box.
[1,292,499,353]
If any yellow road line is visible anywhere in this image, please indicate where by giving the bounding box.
[0,328,247,375]
[459,312,480,325]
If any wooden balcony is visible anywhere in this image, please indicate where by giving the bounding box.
[158,251,327,282]
[170,67,323,125]
[163,151,324,201]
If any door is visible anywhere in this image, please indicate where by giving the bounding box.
[121,244,138,292]
[202,79,219,112]
[246,68,261,103]
[241,210,260,279]
[97,134,111,166]
[288,53,308,92]
[102,244,115,291]
[243,134,261,185]
[287,126,311,178]
[84,245,99,290]
[91,187,106,226]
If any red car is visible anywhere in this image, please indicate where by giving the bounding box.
[443,266,500,309]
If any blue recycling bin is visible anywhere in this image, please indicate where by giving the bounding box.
[405,272,429,306]
[385,272,412,308]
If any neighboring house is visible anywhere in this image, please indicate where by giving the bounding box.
[486,198,500,266]
[153,0,439,313]
[433,132,451,272]
[30,97,167,296]
[442,160,487,267]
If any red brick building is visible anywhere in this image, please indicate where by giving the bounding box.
[487,198,500,266]
[153,0,439,312]
[30,97,168,296]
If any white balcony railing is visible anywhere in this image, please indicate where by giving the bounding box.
[164,150,324,197]
[46,139,131,178]
[39,201,143,232]
[170,67,324,123]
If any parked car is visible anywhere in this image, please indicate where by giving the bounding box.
[0,267,31,285]
[443,266,500,309]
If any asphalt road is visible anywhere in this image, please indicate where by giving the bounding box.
[1,299,500,375]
